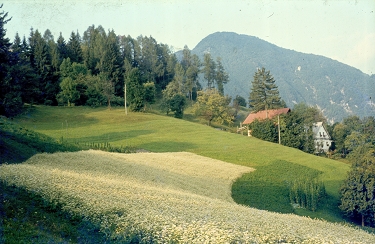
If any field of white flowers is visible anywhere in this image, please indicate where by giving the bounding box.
[1,150,374,243]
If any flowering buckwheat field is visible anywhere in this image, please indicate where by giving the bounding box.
[0,150,374,243]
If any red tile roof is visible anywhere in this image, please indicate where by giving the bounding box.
[243,108,291,125]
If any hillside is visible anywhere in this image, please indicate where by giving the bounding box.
[1,150,373,242]
[11,106,349,218]
[1,106,371,241]
[188,32,375,122]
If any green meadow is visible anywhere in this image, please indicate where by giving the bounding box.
[11,105,349,222]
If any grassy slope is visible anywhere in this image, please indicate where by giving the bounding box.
[0,116,106,243]
[1,151,373,243]
[12,106,350,222]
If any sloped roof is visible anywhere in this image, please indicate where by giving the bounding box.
[243,108,291,125]
[312,122,332,140]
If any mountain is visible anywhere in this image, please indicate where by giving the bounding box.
[187,32,375,123]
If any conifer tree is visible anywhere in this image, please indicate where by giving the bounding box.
[202,52,216,89]
[215,57,229,95]
[0,5,23,116]
[181,45,192,71]
[82,25,101,74]
[185,54,201,100]
[249,67,283,112]
[29,29,60,104]
[67,31,83,63]
[57,32,68,64]
[172,63,186,94]
[99,30,123,96]
[12,33,40,106]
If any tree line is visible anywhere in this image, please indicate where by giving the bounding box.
[0,5,231,120]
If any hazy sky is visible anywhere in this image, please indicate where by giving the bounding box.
[3,0,375,75]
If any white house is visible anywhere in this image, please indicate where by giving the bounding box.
[312,122,333,153]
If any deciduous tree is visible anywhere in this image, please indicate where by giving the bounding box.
[193,89,233,126]
[169,94,186,118]
[56,77,79,106]
[340,150,375,226]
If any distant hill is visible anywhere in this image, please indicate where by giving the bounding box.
[186,32,375,123]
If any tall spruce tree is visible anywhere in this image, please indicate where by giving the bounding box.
[99,30,123,96]
[215,57,229,95]
[12,33,40,106]
[181,45,192,71]
[0,5,23,116]
[57,32,68,64]
[249,67,283,112]
[155,43,171,91]
[67,31,83,63]
[82,25,104,75]
[185,55,200,100]
[202,52,216,89]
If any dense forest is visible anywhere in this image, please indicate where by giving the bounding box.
[0,5,233,118]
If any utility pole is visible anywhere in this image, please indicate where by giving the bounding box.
[278,114,281,144]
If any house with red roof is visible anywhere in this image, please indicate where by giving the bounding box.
[240,108,290,137]
[242,108,291,125]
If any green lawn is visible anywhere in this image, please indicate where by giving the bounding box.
[13,105,350,222]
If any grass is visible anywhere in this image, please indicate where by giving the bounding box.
[10,106,350,221]
[0,182,107,244]
[1,151,373,243]
[0,105,358,241]
[232,160,321,214]
[0,115,81,164]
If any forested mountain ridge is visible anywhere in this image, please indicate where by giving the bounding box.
[188,32,375,123]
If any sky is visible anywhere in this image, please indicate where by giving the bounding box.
[3,0,375,75]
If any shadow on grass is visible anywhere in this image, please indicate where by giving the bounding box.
[232,160,323,214]
[18,106,101,131]
[139,141,198,152]
[0,182,108,243]
[75,130,155,143]
[182,113,200,123]
[0,130,81,165]
[232,160,348,223]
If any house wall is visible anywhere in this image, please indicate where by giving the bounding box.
[313,125,332,153]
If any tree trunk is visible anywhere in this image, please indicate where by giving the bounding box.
[107,97,111,110]
[362,214,365,227]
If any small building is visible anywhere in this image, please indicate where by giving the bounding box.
[312,122,333,153]
[242,108,291,136]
